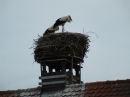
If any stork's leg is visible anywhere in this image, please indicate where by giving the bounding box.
[62,26,64,32]
[62,28,64,32]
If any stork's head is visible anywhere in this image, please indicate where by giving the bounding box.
[67,15,72,22]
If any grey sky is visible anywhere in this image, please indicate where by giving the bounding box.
[0,0,130,90]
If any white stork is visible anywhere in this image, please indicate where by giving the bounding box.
[53,15,72,32]
[43,25,59,35]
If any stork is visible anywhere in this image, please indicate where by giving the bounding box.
[43,25,59,35]
[53,15,72,32]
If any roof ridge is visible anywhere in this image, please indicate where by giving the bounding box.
[0,86,41,92]
[85,78,130,84]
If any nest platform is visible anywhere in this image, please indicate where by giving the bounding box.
[33,32,90,64]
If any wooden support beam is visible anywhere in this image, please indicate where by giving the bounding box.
[79,64,81,84]
[75,68,79,76]
[49,66,53,73]
[61,61,66,73]
[40,65,43,76]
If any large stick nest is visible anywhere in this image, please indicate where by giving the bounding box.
[33,32,90,63]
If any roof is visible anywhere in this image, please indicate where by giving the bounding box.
[85,79,130,97]
[0,79,130,97]
[41,79,130,97]
[0,86,41,97]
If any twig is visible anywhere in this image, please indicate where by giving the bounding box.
[85,31,98,38]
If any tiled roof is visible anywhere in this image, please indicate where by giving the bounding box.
[0,79,130,97]
[0,86,41,97]
[41,79,130,97]
[85,79,130,97]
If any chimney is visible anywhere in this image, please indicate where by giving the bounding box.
[33,32,90,90]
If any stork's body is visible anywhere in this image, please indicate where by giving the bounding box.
[53,15,72,32]
[43,25,59,35]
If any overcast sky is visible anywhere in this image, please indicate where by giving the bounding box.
[0,0,130,91]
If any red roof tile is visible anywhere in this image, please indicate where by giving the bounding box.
[84,79,130,97]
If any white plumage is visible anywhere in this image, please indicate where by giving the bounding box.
[53,15,72,32]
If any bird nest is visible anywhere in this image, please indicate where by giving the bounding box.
[33,32,90,64]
